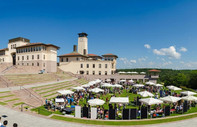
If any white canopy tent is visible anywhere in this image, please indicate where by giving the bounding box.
[109,97,129,104]
[128,79,134,83]
[131,72,138,74]
[146,81,155,85]
[106,79,111,82]
[55,98,65,103]
[140,72,146,74]
[89,88,104,93]
[120,79,126,82]
[112,84,123,88]
[133,84,144,88]
[88,99,105,106]
[180,91,197,96]
[101,83,113,88]
[57,90,74,95]
[139,98,163,105]
[73,86,85,91]
[81,84,91,88]
[182,96,197,101]
[167,86,182,91]
[118,71,126,74]
[154,84,163,87]
[160,96,182,103]
[138,91,154,97]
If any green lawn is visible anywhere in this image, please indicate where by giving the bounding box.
[13,102,25,107]
[5,98,20,102]
[51,113,197,126]
[0,94,14,99]
[0,102,7,105]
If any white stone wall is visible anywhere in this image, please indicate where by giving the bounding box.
[78,37,88,55]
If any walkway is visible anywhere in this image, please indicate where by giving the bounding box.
[0,78,78,92]
[0,105,197,127]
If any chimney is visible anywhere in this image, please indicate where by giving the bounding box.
[73,45,77,52]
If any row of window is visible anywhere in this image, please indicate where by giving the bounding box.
[11,44,16,49]
[17,55,45,61]
[84,71,108,75]
[80,63,108,69]
[16,46,46,53]
[0,52,5,56]
[18,62,45,67]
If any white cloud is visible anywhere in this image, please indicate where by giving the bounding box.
[162,61,172,66]
[180,47,187,52]
[144,44,151,49]
[153,46,181,59]
[138,57,146,62]
[130,60,137,63]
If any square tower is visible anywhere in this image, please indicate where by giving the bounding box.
[78,32,88,55]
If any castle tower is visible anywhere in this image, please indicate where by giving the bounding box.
[78,32,88,55]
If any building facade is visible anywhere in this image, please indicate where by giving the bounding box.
[0,37,59,73]
[58,33,118,75]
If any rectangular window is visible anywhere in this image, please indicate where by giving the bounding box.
[99,64,101,68]
[27,63,29,66]
[32,55,34,60]
[61,58,63,62]
[43,55,45,60]
[22,56,24,60]
[27,55,29,60]
[76,57,79,61]
[66,58,68,62]
[81,64,83,68]
[87,64,89,68]
[93,71,95,75]
[32,63,34,66]
[87,71,89,75]
[105,71,107,75]
[18,56,20,61]
[37,62,39,66]
[105,64,108,68]
[37,55,39,59]
[99,71,101,75]
[93,64,95,68]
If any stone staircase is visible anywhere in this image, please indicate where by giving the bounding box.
[3,65,41,74]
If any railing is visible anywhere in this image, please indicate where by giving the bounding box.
[20,86,43,105]
[1,65,16,74]
[0,75,9,87]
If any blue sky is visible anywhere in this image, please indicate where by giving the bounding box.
[0,0,197,69]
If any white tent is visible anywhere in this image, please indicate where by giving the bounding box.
[140,72,146,74]
[182,96,197,101]
[139,98,163,105]
[88,99,105,106]
[127,72,132,74]
[146,81,155,85]
[81,84,91,88]
[160,96,181,103]
[57,90,74,95]
[73,86,85,91]
[131,72,138,74]
[154,84,163,87]
[109,97,129,104]
[112,84,123,88]
[128,79,134,83]
[89,88,104,93]
[101,83,113,88]
[118,71,126,74]
[106,79,111,82]
[138,91,154,97]
[120,79,126,82]
[55,98,65,103]
[180,91,197,96]
[133,84,144,88]
[167,86,182,91]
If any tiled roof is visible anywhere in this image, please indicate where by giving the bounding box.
[0,48,8,52]
[16,42,60,49]
[102,53,118,58]
[148,69,161,72]
[58,52,87,57]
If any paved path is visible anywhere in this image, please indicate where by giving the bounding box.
[0,105,197,127]
[0,78,78,92]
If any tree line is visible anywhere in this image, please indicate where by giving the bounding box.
[117,68,197,89]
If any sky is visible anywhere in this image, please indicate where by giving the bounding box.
[0,0,197,69]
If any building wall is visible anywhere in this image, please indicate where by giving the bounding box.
[59,60,116,75]
[78,37,88,55]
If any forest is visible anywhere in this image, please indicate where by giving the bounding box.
[117,68,197,90]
